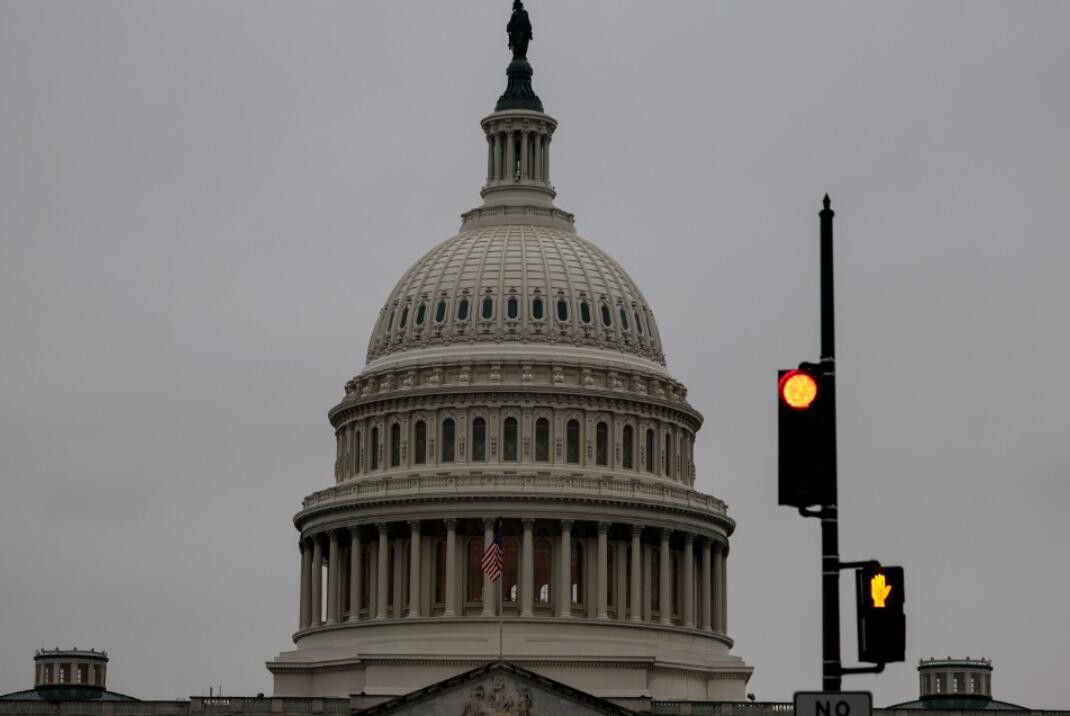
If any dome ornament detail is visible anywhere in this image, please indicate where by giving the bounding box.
[497,1,543,112]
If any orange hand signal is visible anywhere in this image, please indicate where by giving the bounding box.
[871,573,892,608]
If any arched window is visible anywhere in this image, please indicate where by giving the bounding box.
[595,421,608,466]
[457,296,470,321]
[601,303,612,327]
[619,306,630,331]
[634,310,644,334]
[566,419,580,464]
[664,432,673,477]
[398,306,408,329]
[644,429,654,473]
[502,537,519,602]
[386,309,395,334]
[532,296,544,320]
[534,538,552,604]
[671,553,681,617]
[507,295,519,320]
[355,430,363,473]
[481,295,494,320]
[534,418,550,462]
[571,542,584,604]
[622,425,634,469]
[472,417,486,462]
[435,299,448,323]
[434,540,447,604]
[556,297,569,322]
[467,539,484,604]
[371,427,380,470]
[361,544,373,609]
[415,303,427,326]
[579,301,592,324]
[441,418,456,463]
[390,423,401,467]
[414,420,427,465]
[503,417,518,461]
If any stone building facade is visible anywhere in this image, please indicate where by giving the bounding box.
[266,5,749,708]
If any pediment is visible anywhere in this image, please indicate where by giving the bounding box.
[356,662,633,716]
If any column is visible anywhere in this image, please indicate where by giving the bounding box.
[596,522,609,619]
[326,531,339,624]
[520,130,529,179]
[492,133,502,180]
[683,533,695,628]
[505,131,515,180]
[349,528,362,622]
[486,136,494,180]
[720,545,728,632]
[542,136,550,181]
[701,538,713,632]
[630,526,642,622]
[559,519,573,617]
[444,519,458,617]
[521,519,535,617]
[533,134,542,181]
[659,529,672,625]
[311,536,323,626]
[392,539,405,619]
[712,542,725,632]
[376,524,389,619]
[482,519,496,617]
[299,539,312,629]
[408,521,421,617]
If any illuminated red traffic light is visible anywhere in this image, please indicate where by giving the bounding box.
[779,369,818,410]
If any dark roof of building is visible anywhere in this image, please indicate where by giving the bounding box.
[0,689,137,702]
[887,697,1030,711]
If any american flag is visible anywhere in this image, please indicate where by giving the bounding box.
[481,521,503,582]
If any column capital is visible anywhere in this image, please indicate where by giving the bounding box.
[444,518,457,530]
[329,530,340,543]
[521,518,536,529]
[659,527,672,540]
[713,539,726,554]
[631,524,643,537]
[377,522,389,535]
[560,519,574,531]
[408,520,421,533]
[482,517,496,531]
[348,526,362,537]
[683,532,695,545]
[597,521,611,534]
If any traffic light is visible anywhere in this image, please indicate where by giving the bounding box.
[778,362,836,507]
[856,565,906,663]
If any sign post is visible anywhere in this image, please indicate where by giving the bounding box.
[795,691,873,716]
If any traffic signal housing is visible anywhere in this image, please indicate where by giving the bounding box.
[777,362,836,507]
[856,565,906,664]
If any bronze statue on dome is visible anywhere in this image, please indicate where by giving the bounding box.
[507,1,532,60]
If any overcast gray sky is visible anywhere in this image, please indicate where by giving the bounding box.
[1,0,1068,708]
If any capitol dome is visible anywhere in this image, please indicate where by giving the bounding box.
[269,5,750,708]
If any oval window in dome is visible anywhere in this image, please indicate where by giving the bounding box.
[435,299,447,323]
[416,303,427,326]
[600,303,612,327]
[579,301,592,324]
[619,306,629,331]
[556,298,569,322]
[481,296,494,320]
[507,295,519,320]
[532,296,544,320]
[457,296,469,321]
[399,306,408,329]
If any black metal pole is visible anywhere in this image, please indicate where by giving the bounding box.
[819,194,841,691]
